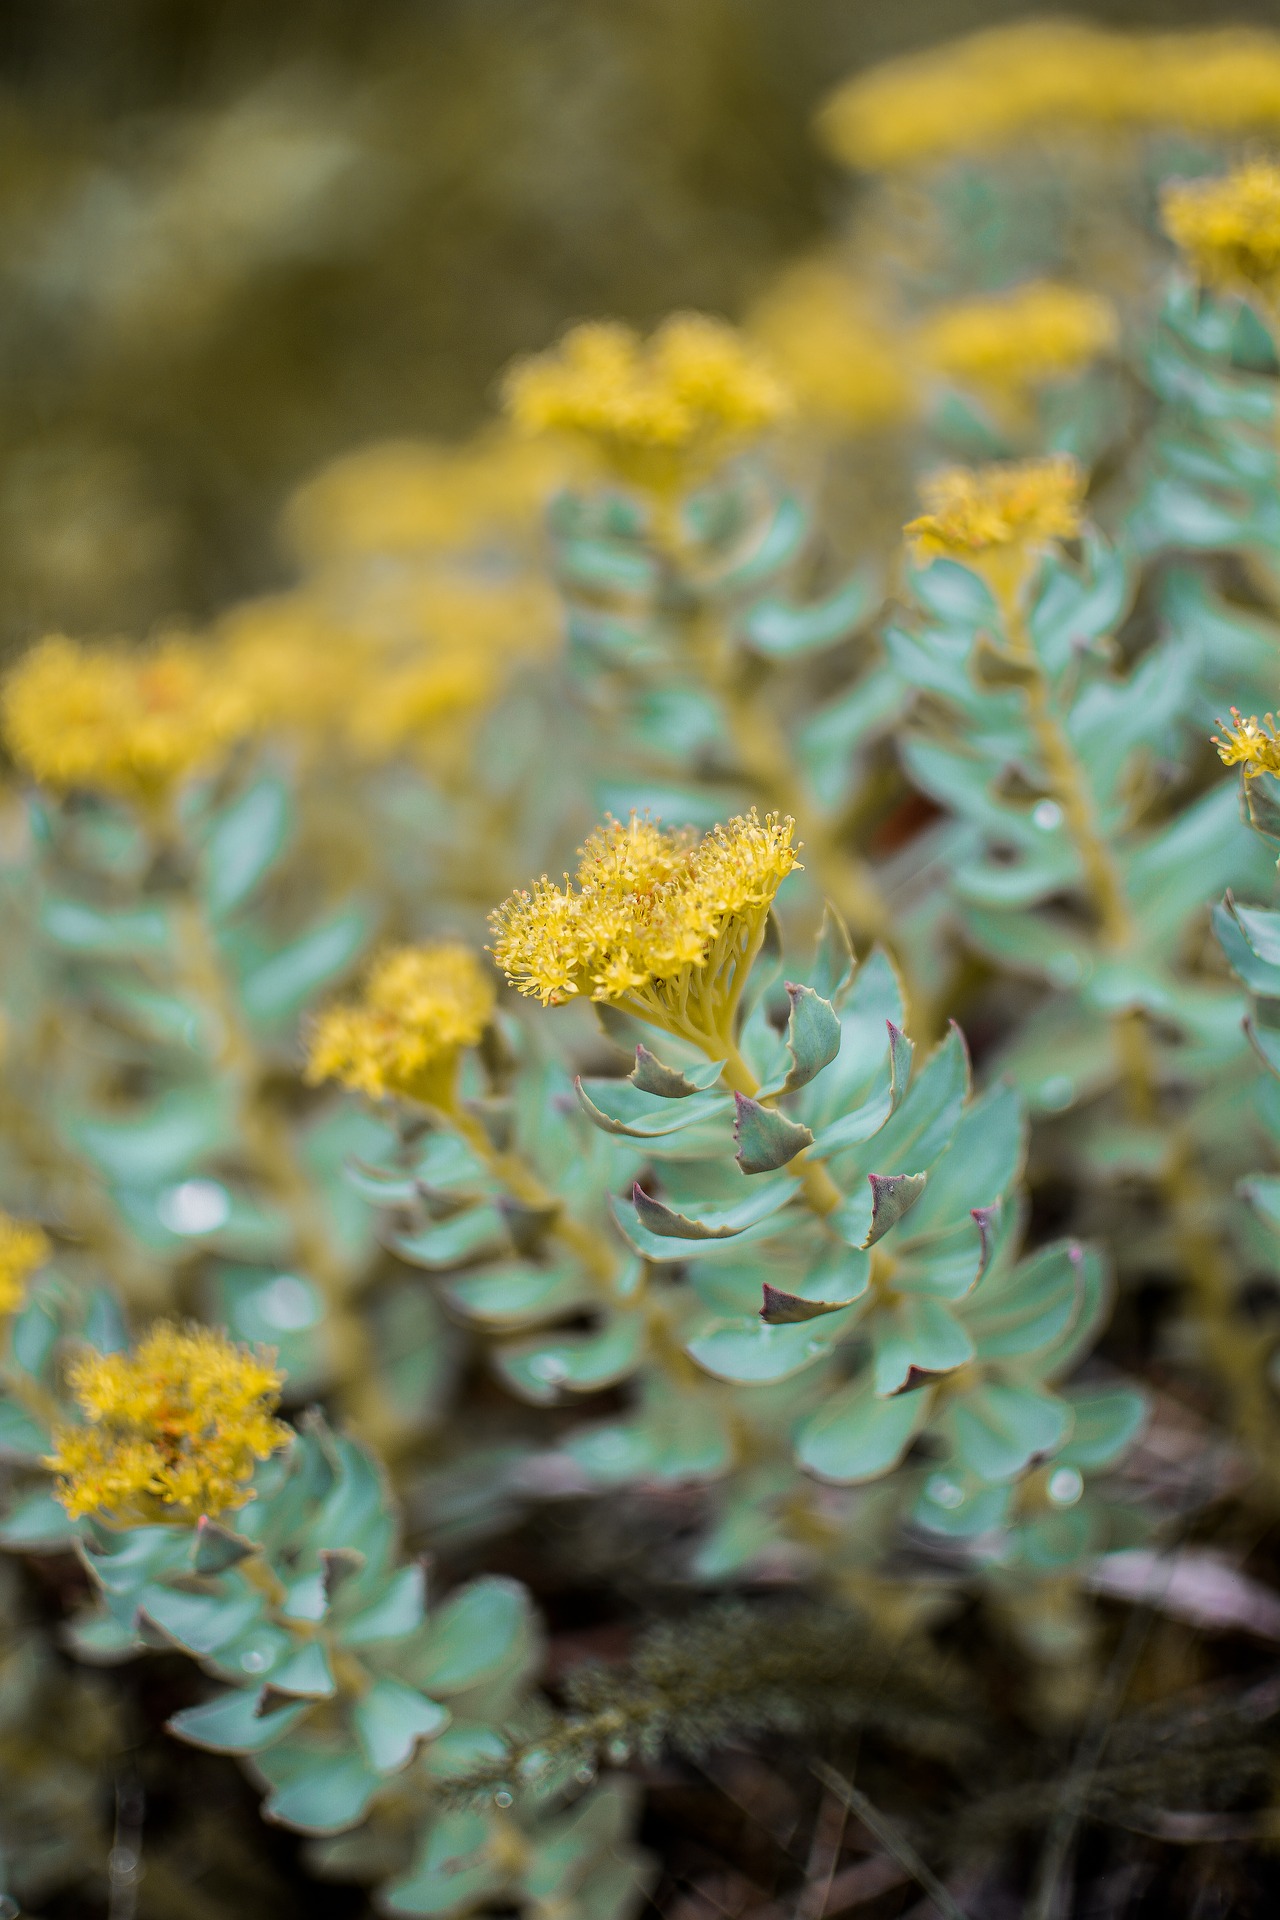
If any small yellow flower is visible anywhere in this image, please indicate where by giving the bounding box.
[918,282,1118,403]
[1162,162,1280,314]
[2,636,251,805]
[490,810,799,1059]
[748,259,916,435]
[305,942,495,1107]
[1213,708,1280,780]
[0,1214,49,1316]
[502,314,790,490]
[906,456,1085,611]
[48,1322,289,1524]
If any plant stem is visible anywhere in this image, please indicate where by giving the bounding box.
[448,1108,621,1293]
[169,900,374,1404]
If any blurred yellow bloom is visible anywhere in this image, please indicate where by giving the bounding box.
[305,942,495,1106]
[748,259,916,434]
[283,430,559,571]
[490,810,799,1057]
[503,314,790,490]
[2,636,251,804]
[908,456,1085,559]
[218,592,369,744]
[49,1322,289,1524]
[918,282,1118,401]
[0,1214,49,1316]
[907,456,1086,612]
[818,24,1280,173]
[1213,708,1280,780]
[219,571,557,767]
[1163,162,1280,313]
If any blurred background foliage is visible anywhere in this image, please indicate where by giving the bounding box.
[0,0,1274,649]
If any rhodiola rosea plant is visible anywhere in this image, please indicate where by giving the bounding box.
[8,25,1280,1920]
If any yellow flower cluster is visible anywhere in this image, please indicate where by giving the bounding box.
[490,810,799,1054]
[1162,163,1280,312]
[818,24,1280,173]
[2,636,252,805]
[217,573,557,766]
[906,456,1086,613]
[907,456,1085,562]
[503,315,790,489]
[305,942,495,1107]
[748,259,916,435]
[918,282,1118,401]
[1213,708,1280,780]
[48,1323,290,1523]
[283,430,559,571]
[0,1213,49,1316]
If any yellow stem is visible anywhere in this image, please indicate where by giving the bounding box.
[715,1039,844,1219]
[170,902,375,1404]
[1002,596,1149,1119]
[448,1108,620,1293]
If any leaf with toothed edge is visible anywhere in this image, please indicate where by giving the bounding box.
[806,1018,913,1161]
[574,1076,730,1138]
[168,1686,308,1755]
[628,1179,798,1241]
[864,1172,928,1246]
[733,1095,814,1174]
[887,1021,913,1101]
[192,1518,257,1575]
[760,1245,871,1322]
[758,984,841,1097]
[630,1045,724,1097]
[760,1285,849,1324]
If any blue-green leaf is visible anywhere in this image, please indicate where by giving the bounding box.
[258,1748,382,1835]
[797,1377,933,1483]
[353,1677,450,1774]
[627,1178,796,1241]
[415,1577,532,1693]
[574,1077,729,1138]
[733,1095,814,1174]
[202,774,291,918]
[169,1686,307,1754]
[239,903,372,1027]
[946,1382,1073,1483]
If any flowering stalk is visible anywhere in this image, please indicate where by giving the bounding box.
[308,941,623,1290]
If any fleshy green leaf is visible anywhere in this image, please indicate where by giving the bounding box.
[767,984,842,1095]
[269,1641,336,1699]
[239,903,372,1027]
[631,1046,723,1097]
[575,1077,729,1138]
[808,905,855,1005]
[733,1094,814,1174]
[353,1677,450,1774]
[628,1179,796,1241]
[414,1577,532,1693]
[202,774,291,919]
[797,1377,933,1484]
[169,1686,307,1754]
[258,1748,383,1835]
[946,1382,1073,1483]
[688,1313,853,1384]
[864,1172,928,1246]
